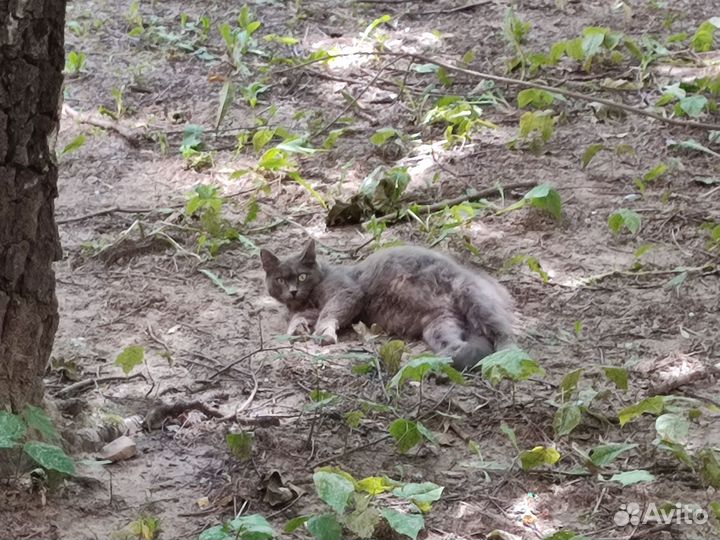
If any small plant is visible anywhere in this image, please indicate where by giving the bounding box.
[185,185,241,256]
[0,406,76,481]
[64,50,87,74]
[219,4,262,73]
[503,254,549,283]
[503,7,532,75]
[691,17,720,52]
[423,96,497,147]
[286,468,442,540]
[515,110,557,152]
[477,347,544,386]
[180,124,214,171]
[200,514,275,540]
[608,208,641,235]
[498,184,563,221]
[125,515,161,540]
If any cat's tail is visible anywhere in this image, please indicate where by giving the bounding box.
[456,272,516,352]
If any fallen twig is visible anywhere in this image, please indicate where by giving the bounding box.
[54,373,146,398]
[368,180,536,225]
[62,104,143,146]
[209,345,293,379]
[408,53,720,131]
[579,263,716,286]
[275,51,720,131]
[416,0,494,16]
[56,187,258,226]
[56,206,154,225]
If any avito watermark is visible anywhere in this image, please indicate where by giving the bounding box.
[614,502,708,527]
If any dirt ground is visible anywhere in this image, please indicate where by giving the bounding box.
[2,0,720,538]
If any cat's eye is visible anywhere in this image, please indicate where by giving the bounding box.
[298,273,307,282]
[276,277,286,285]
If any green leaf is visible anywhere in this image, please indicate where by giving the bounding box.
[23,441,75,475]
[520,446,561,470]
[362,14,392,38]
[543,532,591,540]
[381,509,424,540]
[392,482,444,508]
[668,138,720,158]
[345,504,381,538]
[589,443,638,468]
[180,124,204,153]
[553,403,582,438]
[345,410,365,429]
[0,411,26,448]
[699,448,720,488]
[199,269,237,296]
[609,469,655,486]
[582,26,608,57]
[664,270,688,292]
[284,516,310,534]
[709,500,720,520]
[416,422,439,446]
[199,524,230,540]
[228,514,275,540]
[691,19,720,52]
[655,413,689,444]
[500,422,518,451]
[389,419,423,453]
[215,80,235,130]
[252,128,275,154]
[517,89,556,109]
[657,440,694,467]
[618,396,665,427]
[356,476,396,495]
[679,95,708,118]
[370,128,400,146]
[518,111,556,144]
[608,208,641,235]
[642,163,668,182]
[478,347,545,385]
[306,514,342,540]
[559,368,583,401]
[389,355,464,390]
[264,34,299,45]
[524,184,562,220]
[226,431,254,461]
[604,367,628,391]
[288,172,327,209]
[313,470,354,514]
[115,345,144,375]
[21,405,59,442]
[258,147,290,171]
[581,143,604,169]
[61,134,87,155]
[276,138,318,155]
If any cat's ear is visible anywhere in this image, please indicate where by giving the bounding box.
[300,238,316,265]
[260,249,280,273]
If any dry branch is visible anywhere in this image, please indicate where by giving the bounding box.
[368,180,537,225]
[62,104,143,146]
[54,373,146,398]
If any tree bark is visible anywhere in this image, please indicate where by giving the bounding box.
[0,0,65,411]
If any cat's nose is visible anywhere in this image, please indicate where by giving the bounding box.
[290,290,297,297]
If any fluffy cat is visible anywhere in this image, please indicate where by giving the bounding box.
[260,239,515,370]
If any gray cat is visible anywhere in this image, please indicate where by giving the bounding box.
[260,239,515,370]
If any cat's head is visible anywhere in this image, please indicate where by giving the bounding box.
[260,239,321,310]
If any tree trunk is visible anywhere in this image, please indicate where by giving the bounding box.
[0,1,66,411]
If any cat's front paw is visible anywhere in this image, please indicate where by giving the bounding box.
[314,321,338,345]
[287,317,311,336]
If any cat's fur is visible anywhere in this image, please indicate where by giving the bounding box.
[260,239,515,370]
